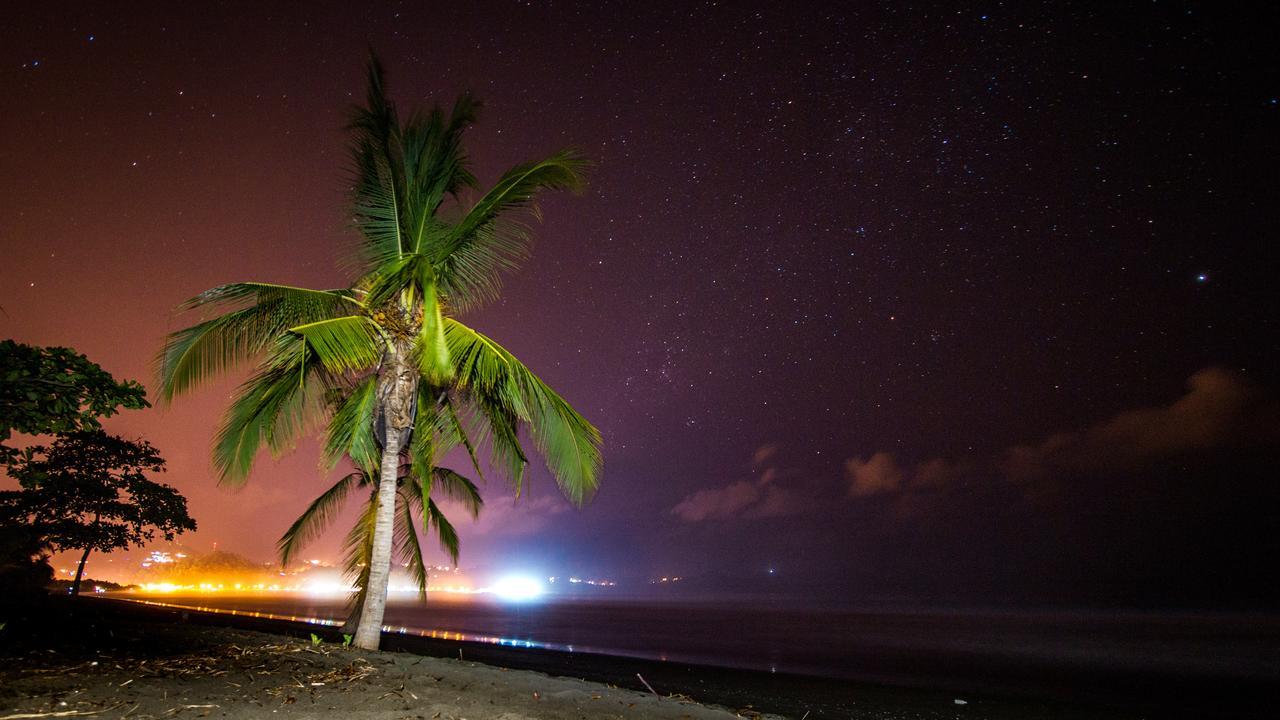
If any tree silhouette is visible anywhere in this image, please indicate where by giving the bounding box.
[1,431,196,595]
[0,340,148,465]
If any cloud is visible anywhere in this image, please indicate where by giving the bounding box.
[845,368,1276,500]
[672,479,766,521]
[672,449,801,522]
[845,452,904,497]
[440,493,569,537]
[1001,367,1268,482]
[752,444,779,466]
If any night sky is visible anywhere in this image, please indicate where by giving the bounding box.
[3,1,1278,608]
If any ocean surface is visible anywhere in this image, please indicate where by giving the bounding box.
[108,591,1279,705]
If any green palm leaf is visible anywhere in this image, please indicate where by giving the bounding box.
[213,336,327,484]
[157,284,358,403]
[432,467,482,519]
[426,497,461,565]
[401,96,481,250]
[442,397,484,481]
[322,375,380,472]
[278,471,365,567]
[341,488,378,597]
[290,316,385,374]
[435,151,589,311]
[395,487,429,598]
[347,56,406,265]
[444,318,600,504]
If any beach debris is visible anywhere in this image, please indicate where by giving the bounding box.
[954,698,968,705]
[162,705,218,716]
[636,673,659,696]
[0,702,127,720]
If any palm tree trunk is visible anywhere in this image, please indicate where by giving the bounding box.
[71,546,92,597]
[352,420,400,650]
[353,346,416,651]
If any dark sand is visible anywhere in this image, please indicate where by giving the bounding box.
[0,599,778,720]
[2,598,1270,719]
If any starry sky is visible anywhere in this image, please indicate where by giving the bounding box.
[2,1,1278,608]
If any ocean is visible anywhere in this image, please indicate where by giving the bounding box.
[108,592,1280,717]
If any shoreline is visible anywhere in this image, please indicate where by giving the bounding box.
[3,596,1274,719]
[0,596,780,720]
[101,595,1278,717]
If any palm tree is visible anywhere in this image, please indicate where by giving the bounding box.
[156,56,602,650]
[278,447,482,634]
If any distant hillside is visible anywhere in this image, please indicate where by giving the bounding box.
[137,550,278,585]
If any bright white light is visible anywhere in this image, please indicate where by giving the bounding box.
[303,580,353,597]
[489,575,545,602]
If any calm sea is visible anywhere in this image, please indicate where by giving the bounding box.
[109,591,1279,702]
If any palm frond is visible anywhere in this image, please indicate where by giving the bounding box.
[341,487,379,591]
[349,155,405,267]
[444,318,600,504]
[322,376,380,472]
[212,336,328,484]
[433,467,482,519]
[347,54,406,266]
[360,253,429,310]
[406,393,440,499]
[278,471,365,567]
[521,375,602,505]
[157,284,357,403]
[400,96,481,248]
[443,398,484,480]
[470,390,530,491]
[178,283,362,314]
[426,498,461,565]
[290,316,385,374]
[395,488,429,599]
[410,288,452,384]
[435,150,589,311]
[444,319,530,416]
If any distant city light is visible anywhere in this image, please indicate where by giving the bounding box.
[488,575,545,602]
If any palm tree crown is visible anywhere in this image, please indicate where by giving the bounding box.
[157,56,602,650]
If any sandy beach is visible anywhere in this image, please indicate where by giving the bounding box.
[0,601,779,720]
[4,597,1272,719]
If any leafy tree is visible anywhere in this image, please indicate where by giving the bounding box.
[157,56,602,650]
[0,340,148,464]
[0,503,54,609]
[1,431,196,596]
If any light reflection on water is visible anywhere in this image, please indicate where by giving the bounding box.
[121,597,568,653]
[106,594,1280,687]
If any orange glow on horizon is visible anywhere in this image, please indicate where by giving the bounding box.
[129,578,480,598]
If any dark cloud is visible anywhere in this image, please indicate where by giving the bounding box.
[672,448,802,522]
[845,452,903,497]
[845,368,1277,500]
[1001,368,1273,482]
